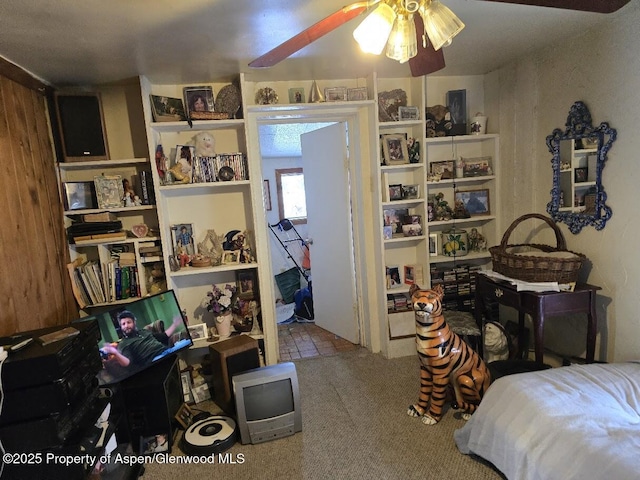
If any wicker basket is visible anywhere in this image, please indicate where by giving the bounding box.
[489,213,585,283]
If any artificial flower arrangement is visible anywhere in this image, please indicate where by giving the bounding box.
[204,283,238,316]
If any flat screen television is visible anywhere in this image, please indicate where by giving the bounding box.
[232,362,302,444]
[75,290,192,386]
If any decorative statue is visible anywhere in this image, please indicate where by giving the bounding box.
[407,284,491,425]
[197,229,224,266]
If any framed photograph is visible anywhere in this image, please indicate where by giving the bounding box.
[398,106,419,120]
[183,86,215,117]
[389,184,404,201]
[288,87,305,104]
[169,145,195,184]
[237,270,256,299]
[170,223,196,261]
[187,322,208,340]
[402,223,423,237]
[94,175,123,209]
[63,181,96,210]
[429,233,439,256]
[383,225,394,240]
[347,87,368,101]
[382,134,409,165]
[462,156,492,177]
[175,403,194,429]
[575,167,588,183]
[455,189,491,216]
[222,250,240,264]
[324,87,347,102]
[140,433,169,454]
[383,207,408,234]
[386,266,402,289]
[149,95,186,122]
[446,89,467,135]
[402,184,419,199]
[263,179,272,211]
[430,160,455,179]
[180,372,193,403]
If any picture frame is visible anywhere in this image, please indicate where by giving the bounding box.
[187,322,208,340]
[389,184,404,201]
[429,233,439,256]
[183,86,215,117]
[402,184,419,200]
[237,270,256,299]
[446,89,467,135]
[180,372,193,404]
[149,95,186,122]
[347,87,368,101]
[140,433,170,454]
[386,266,402,289]
[263,179,272,211]
[382,134,409,165]
[324,86,347,102]
[63,181,96,210]
[402,223,423,237]
[170,223,196,260]
[461,156,492,177]
[288,87,305,104]
[575,167,588,183]
[430,160,455,179]
[398,106,420,120]
[383,207,408,234]
[175,403,194,429]
[455,189,491,216]
[94,175,123,209]
[383,225,394,240]
[222,250,240,264]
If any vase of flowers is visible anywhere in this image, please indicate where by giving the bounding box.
[205,283,237,338]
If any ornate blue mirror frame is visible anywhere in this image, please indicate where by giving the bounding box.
[546,101,616,234]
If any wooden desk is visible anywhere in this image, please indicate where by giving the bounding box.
[474,274,600,364]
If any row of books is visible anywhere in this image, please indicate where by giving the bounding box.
[67,257,141,308]
[192,153,248,183]
[387,293,410,312]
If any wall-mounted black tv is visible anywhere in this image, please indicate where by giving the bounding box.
[75,290,192,386]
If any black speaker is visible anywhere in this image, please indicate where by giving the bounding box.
[119,356,182,452]
[54,92,109,162]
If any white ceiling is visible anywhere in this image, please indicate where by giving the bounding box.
[0,0,627,88]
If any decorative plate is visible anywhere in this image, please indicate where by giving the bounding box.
[255,87,278,105]
[215,84,241,117]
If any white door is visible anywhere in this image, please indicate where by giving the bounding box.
[301,123,359,344]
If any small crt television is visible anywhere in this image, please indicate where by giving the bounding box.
[232,362,302,444]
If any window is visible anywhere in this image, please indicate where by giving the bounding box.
[276,168,306,224]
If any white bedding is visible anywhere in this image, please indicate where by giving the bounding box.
[454,362,640,480]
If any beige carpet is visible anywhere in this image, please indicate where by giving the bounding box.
[142,348,502,479]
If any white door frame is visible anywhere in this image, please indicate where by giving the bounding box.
[246,104,381,365]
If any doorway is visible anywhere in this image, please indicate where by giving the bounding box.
[249,107,372,364]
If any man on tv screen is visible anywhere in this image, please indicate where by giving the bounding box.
[101,310,184,368]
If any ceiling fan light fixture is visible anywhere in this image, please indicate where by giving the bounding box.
[353,2,396,55]
[420,0,465,51]
[385,13,418,64]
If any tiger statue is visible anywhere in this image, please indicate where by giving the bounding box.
[407,284,491,425]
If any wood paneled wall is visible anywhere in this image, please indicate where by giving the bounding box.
[0,59,78,335]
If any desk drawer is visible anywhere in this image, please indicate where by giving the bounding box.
[478,282,520,308]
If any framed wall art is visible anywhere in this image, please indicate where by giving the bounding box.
[347,87,368,101]
[446,89,467,135]
[324,87,347,102]
[455,189,490,216]
[382,134,409,165]
[288,87,305,104]
[183,86,215,116]
[94,175,123,209]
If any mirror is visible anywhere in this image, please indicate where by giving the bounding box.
[546,101,617,234]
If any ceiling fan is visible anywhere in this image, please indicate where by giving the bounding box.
[249,0,630,77]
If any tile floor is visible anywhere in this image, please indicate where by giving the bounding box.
[278,321,358,361]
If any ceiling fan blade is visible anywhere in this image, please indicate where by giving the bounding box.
[409,14,446,77]
[249,2,370,68]
[480,0,630,14]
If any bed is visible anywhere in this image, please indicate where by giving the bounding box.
[454,362,640,480]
